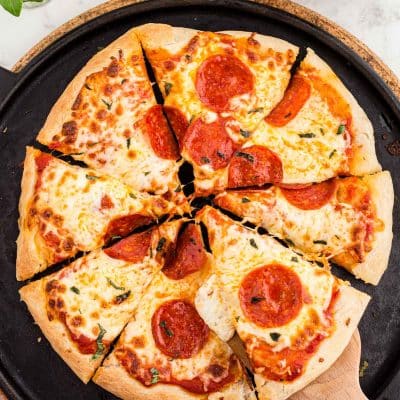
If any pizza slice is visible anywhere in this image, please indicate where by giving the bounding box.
[16,147,185,281]
[36,27,184,202]
[19,220,182,383]
[134,23,298,194]
[214,172,393,285]
[226,48,381,189]
[94,222,255,399]
[195,206,370,400]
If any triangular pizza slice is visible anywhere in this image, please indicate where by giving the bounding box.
[19,221,179,383]
[16,147,185,280]
[36,27,184,203]
[135,23,298,195]
[94,221,255,400]
[195,206,370,400]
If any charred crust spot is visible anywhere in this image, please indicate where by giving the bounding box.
[61,121,78,144]
[56,298,64,309]
[248,33,260,47]
[47,312,54,321]
[48,299,56,309]
[29,208,37,217]
[107,58,120,77]
[186,35,200,53]
[119,49,124,60]
[45,279,59,293]
[318,357,324,363]
[42,208,52,220]
[62,237,74,252]
[345,317,351,326]
[71,93,82,110]
[207,364,225,377]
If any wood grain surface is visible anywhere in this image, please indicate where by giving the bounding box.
[3,0,398,399]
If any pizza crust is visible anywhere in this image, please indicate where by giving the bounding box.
[37,27,143,145]
[16,147,49,281]
[351,171,394,284]
[255,283,370,400]
[303,48,381,176]
[94,351,255,400]
[19,280,103,383]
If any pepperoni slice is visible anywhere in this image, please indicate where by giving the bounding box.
[100,194,114,209]
[228,145,283,188]
[265,74,311,127]
[152,300,209,359]
[183,117,237,170]
[280,179,336,210]
[239,264,303,328]
[162,224,206,280]
[104,229,152,263]
[163,106,189,148]
[104,214,153,242]
[196,54,254,112]
[35,153,52,173]
[145,105,179,160]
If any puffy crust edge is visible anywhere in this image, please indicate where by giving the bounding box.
[93,352,255,400]
[255,283,370,400]
[303,48,381,176]
[37,27,143,145]
[19,279,103,383]
[16,147,48,281]
[351,171,394,284]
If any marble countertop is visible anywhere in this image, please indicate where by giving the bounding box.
[0,0,399,78]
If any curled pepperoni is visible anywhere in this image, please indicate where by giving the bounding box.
[104,229,152,263]
[265,74,311,126]
[152,300,209,359]
[145,105,179,160]
[196,55,254,112]
[163,106,189,148]
[239,264,303,328]
[280,179,336,210]
[228,145,283,188]
[183,116,237,170]
[35,153,52,173]
[162,224,206,280]
[104,214,153,242]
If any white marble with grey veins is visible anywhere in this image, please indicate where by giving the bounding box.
[0,0,399,78]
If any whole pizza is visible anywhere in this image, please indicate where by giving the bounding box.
[16,24,394,400]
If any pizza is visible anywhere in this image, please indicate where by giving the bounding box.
[195,206,370,400]
[16,23,394,400]
[16,147,184,281]
[214,171,394,285]
[94,222,255,399]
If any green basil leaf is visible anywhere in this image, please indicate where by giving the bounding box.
[0,0,23,17]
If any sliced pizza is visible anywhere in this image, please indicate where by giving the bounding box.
[195,206,370,400]
[94,222,255,400]
[36,27,184,203]
[16,147,185,281]
[214,172,394,284]
[227,48,381,188]
[19,220,182,383]
[134,23,298,194]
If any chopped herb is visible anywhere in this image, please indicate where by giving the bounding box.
[91,324,106,360]
[189,115,196,124]
[291,256,298,262]
[201,156,211,164]
[216,151,225,159]
[329,149,337,159]
[106,277,125,291]
[150,367,159,384]
[144,171,150,176]
[313,240,327,245]
[240,129,251,138]
[127,138,131,149]
[115,290,131,304]
[251,296,264,304]
[285,238,294,246]
[164,82,173,95]
[315,261,324,268]
[68,152,84,156]
[236,152,254,163]
[184,54,192,61]
[129,192,137,199]
[84,83,92,90]
[70,286,80,294]
[156,237,166,252]
[334,234,340,240]
[359,360,369,377]
[160,321,174,337]
[337,124,346,135]
[174,185,182,193]
[150,247,153,258]
[241,197,251,203]
[87,141,98,147]
[86,174,99,181]
[299,133,316,138]
[121,78,128,85]
[249,238,258,249]
[101,99,112,110]
[270,332,281,342]
[320,127,325,135]
[235,316,240,322]
[248,107,263,114]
